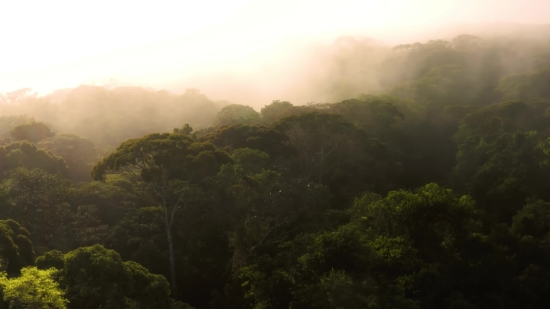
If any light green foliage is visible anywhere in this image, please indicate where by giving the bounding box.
[0,267,68,309]
[213,104,260,128]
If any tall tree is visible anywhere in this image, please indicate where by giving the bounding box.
[92,133,232,298]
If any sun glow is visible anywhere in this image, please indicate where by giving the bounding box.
[0,0,549,98]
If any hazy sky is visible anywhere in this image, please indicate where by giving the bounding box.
[1,0,549,101]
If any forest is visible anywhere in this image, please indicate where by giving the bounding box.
[0,31,550,308]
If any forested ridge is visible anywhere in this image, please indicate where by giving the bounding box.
[0,32,550,308]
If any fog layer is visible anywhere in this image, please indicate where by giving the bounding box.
[2,0,550,105]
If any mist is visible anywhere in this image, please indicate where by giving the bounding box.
[1,2,549,148]
[3,1,550,308]
[2,0,549,105]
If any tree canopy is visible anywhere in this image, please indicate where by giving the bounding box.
[1,30,550,308]
[10,122,55,144]
[0,142,68,178]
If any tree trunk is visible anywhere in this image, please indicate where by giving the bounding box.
[159,184,184,300]
[166,226,178,299]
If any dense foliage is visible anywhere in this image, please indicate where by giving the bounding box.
[0,31,550,308]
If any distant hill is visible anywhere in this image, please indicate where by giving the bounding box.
[414,22,550,43]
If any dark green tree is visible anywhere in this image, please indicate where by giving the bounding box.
[0,142,68,177]
[235,184,499,309]
[10,122,55,144]
[68,174,148,227]
[453,100,550,224]
[230,148,271,175]
[260,100,296,124]
[92,133,232,298]
[0,168,71,254]
[496,68,550,101]
[274,112,399,199]
[0,116,33,145]
[201,124,294,160]
[44,244,183,309]
[213,104,260,128]
[0,220,35,276]
[38,133,99,181]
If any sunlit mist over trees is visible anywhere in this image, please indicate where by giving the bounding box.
[0,0,550,308]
